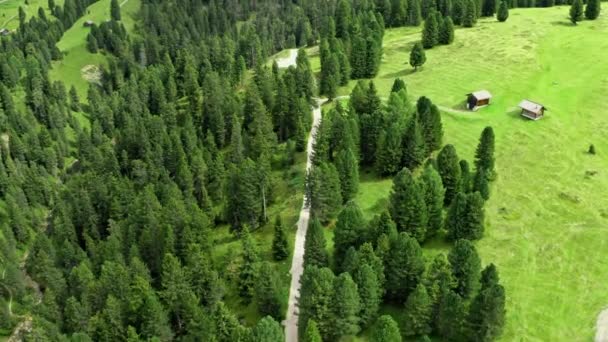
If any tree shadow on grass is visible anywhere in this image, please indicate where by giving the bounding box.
[381,68,417,79]
[550,20,575,26]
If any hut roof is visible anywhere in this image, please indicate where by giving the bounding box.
[467,90,492,100]
[518,100,546,115]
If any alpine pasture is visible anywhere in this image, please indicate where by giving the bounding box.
[311,6,608,341]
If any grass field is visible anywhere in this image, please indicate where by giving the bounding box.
[49,0,141,99]
[0,0,64,31]
[312,7,608,341]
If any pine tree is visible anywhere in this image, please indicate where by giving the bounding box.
[497,1,509,21]
[272,215,289,261]
[407,0,423,25]
[418,101,443,152]
[255,262,283,320]
[354,264,381,326]
[437,144,462,206]
[420,164,445,240]
[308,162,343,223]
[481,0,496,16]
[473,168,490,200]
[403,283,433,336]
[422,12,439,48]
[468,264,506,341]
[375,124,403,176]
[410,42,427,71]
[389,168,428,242]
[299,267,336,339]
[253,316,284,342]
[111,0,121,21]
[436,290,467,340]
[448,239,481,298]
[463,0,477,27]
[304,218,329,268]
[238,228,260,301]
[585,0,601,20]
[335,147,360,202]
[474,126,496,179]
[385,233,426,301]
[370,315,402,342]
[439,16,455,44]
[303,320,323,342]
[570,0,584,24]
[330,273,361,339]
[460,159,472,193]
[334,202,367,266]
[402,115,427,169]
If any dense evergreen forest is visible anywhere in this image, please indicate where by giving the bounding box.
[0,0,511,340]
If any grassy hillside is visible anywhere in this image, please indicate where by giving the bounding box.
[314,7,608,341]
[0,0,64,30]
[49,0,140,99]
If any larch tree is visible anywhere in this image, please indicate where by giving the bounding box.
[570,0,584,24]
[389,168,428,242]
[370,315,402,342]
[448,239,481,298]
[272,215,289,261]
[403,283,433,336]
[420,164,445,240]
[497,1,509,21]
[422,12,439,48]
[330,273,362,339]
[585,0,601,20]
[437,144,462,206]
[304,217,329,268]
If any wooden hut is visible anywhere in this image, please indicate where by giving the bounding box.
[84,20,95,27]
[518,100,546,120]
[466,90,492,110]
[0,28,10,36]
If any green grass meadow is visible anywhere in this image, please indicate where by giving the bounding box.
[312,7,608,341]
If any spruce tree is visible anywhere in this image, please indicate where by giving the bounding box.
[420,164,445,240]
[402,115,427,169]
[255,262,283,320]
[111,0,121,21]
[389,168,428,242]
[439,0,454,16]
[481,0,496,16]
[452,0,465,24]
[303,320,322,342]
[407,0,423,25]
[422,12,439,48]
[253,316,284,342]
[298,267,335,338]
[474,126,496,179]
[439,16,455,44]
[460,159,472,193]
[445,192,468,240]
[570,0,584,24]
[354,264,381,326]
[308,162,343,223]
[585,0,601,20]
[403,283,433,336]
[424,254,456,322]
[335,147,360,202]
[437,144,462,206]
[238,228,260,302]
[375,124,403,176]
[468,264,506,341]
[464,191,485,240]
[304,217,329,268]
[448,239,481,298]
[334,202,367,266]
[385,233,426,301]
[272,215,289,261]
[370,315,402,342]
[418,101,443,151]
[473,168,490,200]
[463,0,477,27]
[436,290,467,340]
[410,42,427,71]
[330,273,361,339]
[497,1,509,21]
[391,78,407,93]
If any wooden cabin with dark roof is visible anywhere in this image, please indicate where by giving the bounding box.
[466,90,492,110]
